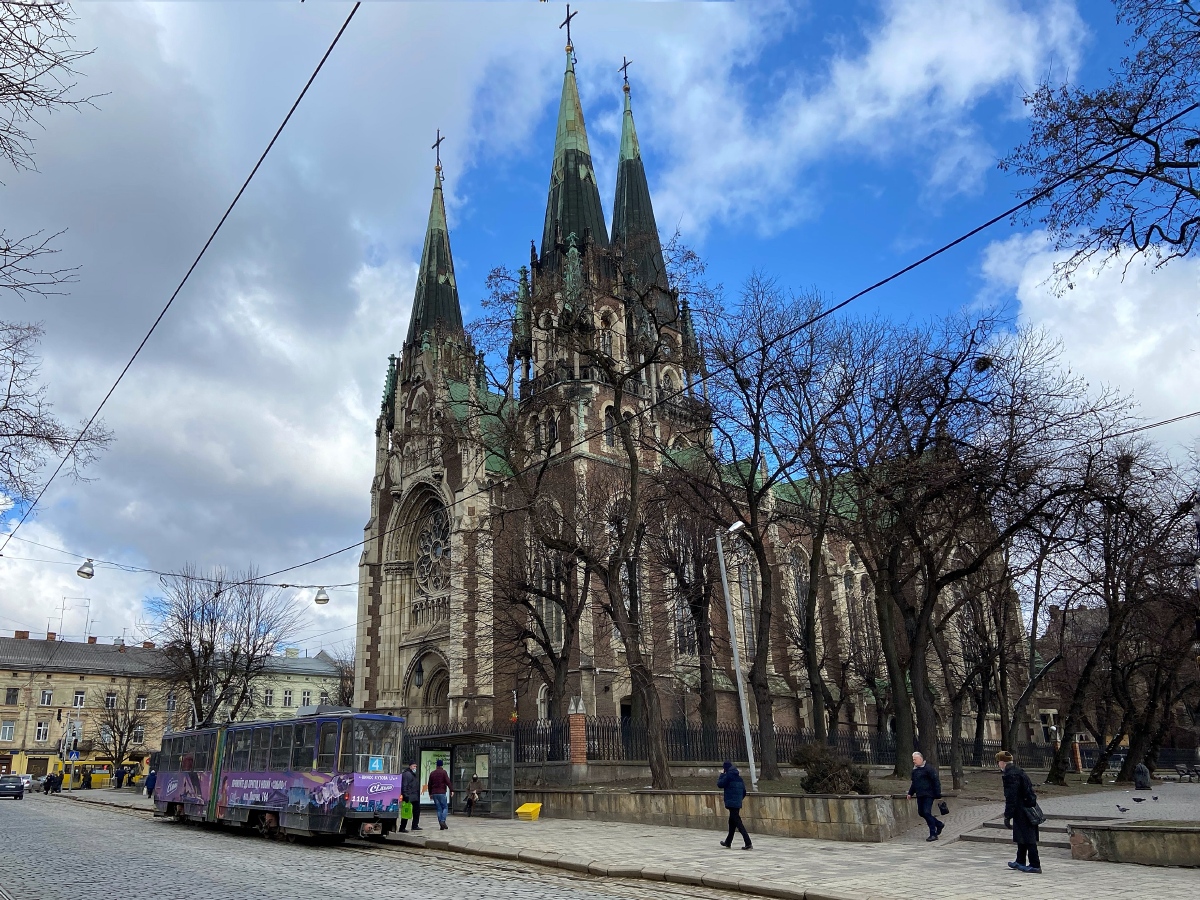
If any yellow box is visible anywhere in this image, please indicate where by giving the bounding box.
[516,802,542,821]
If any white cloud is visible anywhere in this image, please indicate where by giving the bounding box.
[981,232,1200,459]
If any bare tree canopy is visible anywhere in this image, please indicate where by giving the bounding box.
[91,676,159,769]
[143,565,306,727]
[1002,1,1200,287]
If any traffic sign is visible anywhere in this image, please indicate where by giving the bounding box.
[69,751,79,761]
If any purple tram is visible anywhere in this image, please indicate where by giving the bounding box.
[153,709,405,840]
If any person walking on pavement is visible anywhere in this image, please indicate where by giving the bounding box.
[144,769,157,799]
[428,759,452,830]
[998,751,1042,873]
[717,760,752,850]
[398,761,422,832]
[907,751,944,841]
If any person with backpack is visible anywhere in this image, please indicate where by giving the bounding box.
[998,750,1042,873]
[717,761,752,850]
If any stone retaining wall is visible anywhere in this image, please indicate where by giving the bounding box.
[513,787,919,842]
[1069,823,1200,867]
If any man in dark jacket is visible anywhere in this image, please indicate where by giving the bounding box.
[906,751,944,841]
[717,761,752,850]
[398,762,422,832]
[428,759,452,830]
[998,750,1041,873]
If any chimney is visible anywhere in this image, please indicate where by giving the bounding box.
[14,630,28,640]
[87,636,97,644]
[113,637,124,647]
[285,648,300,659]
[46,632,56,642]
[142,641,155,649]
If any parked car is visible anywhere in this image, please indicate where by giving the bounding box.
[0,774,24,799]
[17,773,34,790]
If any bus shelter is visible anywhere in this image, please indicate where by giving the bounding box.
[406,731,514,819]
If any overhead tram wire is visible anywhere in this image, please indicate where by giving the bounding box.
[0,2,363,558]
[246,101,1200,587]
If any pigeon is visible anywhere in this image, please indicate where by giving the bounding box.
[1116,805,1129,813]
[1153,796,1158,802]
[1132,797,1147,803]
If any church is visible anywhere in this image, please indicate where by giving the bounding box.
[350,30,1001,745]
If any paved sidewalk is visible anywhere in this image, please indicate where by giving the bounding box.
[49,787,156,812]
[386,790,1200,900]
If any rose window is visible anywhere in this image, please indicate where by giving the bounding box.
[415,507,451,595]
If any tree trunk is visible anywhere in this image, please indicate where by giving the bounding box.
[972,671,989,766]
[696,594,718,760]
[949,694,965,790]
[630,663,674,789]
[749,542,780,780]
[1087,723,1128,785]
[875,565,913,777]
[1005,654,1062,751]
[805,527,829,741]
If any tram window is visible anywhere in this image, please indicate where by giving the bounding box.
[250,726,271,771]
[195,732,212,771]
[292,722,316,772]
[230,730,252,771]
[316,722,339,771]
[181,734,196,771]
[340,717,402,774]
[163,737,179,772]
[270,724,294,771]
[169,737,181,772]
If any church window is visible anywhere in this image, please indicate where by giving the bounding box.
[671,574,697,657]
[603,407,617,448]
[545,413,558,453]
[536,684,550,722]
[661,371,676,397]
[598,317,614,357]
[738,559,759,657]
[416,506,451,597]
[792,550,811,638]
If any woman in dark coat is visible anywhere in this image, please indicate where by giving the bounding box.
[998,750,1041,873]
[717,761,752,850]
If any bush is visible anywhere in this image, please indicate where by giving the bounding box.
[792,743,871,795]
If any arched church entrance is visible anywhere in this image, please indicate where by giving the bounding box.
[406,650,450,727]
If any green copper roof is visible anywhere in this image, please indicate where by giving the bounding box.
[405,168,464,349]
[611,84,669,298]
[540,48,609,262]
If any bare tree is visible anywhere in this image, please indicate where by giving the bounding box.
[320,643,356,707]
[1002,1,1200,288]
[143,565,305,726]
[91,677,158,776]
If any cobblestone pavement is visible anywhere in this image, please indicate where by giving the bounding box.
[0,795,726,900]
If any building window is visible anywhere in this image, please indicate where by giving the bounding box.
[283,690,293,708]
[40,689,53,706]
[4,687,17,705]
[166,692,176,712]
[105,692,116,709]
[133,725,145,744]
[301,691,311,707]
[0,720,14,741]
[264,689,274,707]
[603,407,617,448]
[536,683,550,722]
[738,560,760,657]
[674,596,697,657]
[319,691,330,705]
[99,724,112,743]
[73,690,85,708]
[35,721,49,742]
[792,550,811,638]
[135,694,148,711]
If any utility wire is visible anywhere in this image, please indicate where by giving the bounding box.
[0,2,363,557]
[249,102,1200,585]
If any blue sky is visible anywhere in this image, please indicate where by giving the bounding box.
[0,1,1194,651]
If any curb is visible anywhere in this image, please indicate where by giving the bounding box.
[381,831,813,900]
[51,792,154,813]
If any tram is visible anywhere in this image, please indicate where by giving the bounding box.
[153,708,404,840]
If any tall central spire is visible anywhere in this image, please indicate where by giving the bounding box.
[540,41,609,266]
[404,163,464,350]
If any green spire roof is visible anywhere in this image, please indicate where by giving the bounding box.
[405,167,464,349]
[540,47,609,263]
[611,83,669,297]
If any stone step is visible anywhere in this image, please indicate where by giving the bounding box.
[959,829,1072,850]
[981,819,1069,834]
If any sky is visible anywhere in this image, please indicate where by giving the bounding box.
[0,1,1196,654]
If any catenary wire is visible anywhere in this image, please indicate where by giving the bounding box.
[0,2,363,557]
[244,101,1200,586]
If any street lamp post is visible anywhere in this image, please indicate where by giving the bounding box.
[715,521,759,792]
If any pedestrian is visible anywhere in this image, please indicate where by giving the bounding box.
[43,773,52,795]
[998,750,1041,874]
[717,760,752,850]
[398,761,422,832]
[428,759,452,830]
[465,775,481,817]
[1133,762,1151,791]
[114,766,124,789]
[144,769,157,799]
[81,768,92,790]
[906,751,944,841]
[53,772,62,793]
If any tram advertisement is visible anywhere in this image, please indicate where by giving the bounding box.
[158,770,212,805]
[216,770,401,814]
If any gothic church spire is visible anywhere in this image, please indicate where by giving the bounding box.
[611,78,667,294]
[540,43,609,266]
[404,164,464,350]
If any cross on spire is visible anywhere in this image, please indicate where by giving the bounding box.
[560,3,578,49]
[619,56,633,87]
[432,129,445,172]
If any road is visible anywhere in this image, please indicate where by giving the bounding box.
[0,795,722,900]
